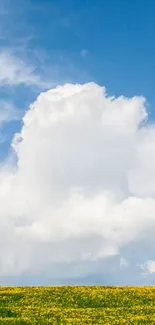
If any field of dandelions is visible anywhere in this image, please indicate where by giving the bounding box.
[0,286,155,324]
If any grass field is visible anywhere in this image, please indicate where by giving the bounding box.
[0,286,155,324]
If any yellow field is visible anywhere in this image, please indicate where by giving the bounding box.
[0,286,155,324]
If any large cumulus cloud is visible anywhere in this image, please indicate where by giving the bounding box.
[0,82,155,282]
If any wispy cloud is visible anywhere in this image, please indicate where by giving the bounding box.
[0,99,21,144]
[80,49,89,57]
[0,51,51,89]
[0,0,90,91]
[0,100,20,127]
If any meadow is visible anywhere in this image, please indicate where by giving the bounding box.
[0,286,155,324]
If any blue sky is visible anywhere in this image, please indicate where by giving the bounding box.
[1,0,155,154]
[1,0,155,285]
[1,4,155,89]
[1,1,155,98]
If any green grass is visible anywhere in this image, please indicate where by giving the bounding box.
[0,286,155,324]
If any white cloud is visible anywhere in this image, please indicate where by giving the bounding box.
[146,261,155,275]
[146,260,155,274]
[139,260,155,277]
[0,51,50,88]
[0,82,155,281]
